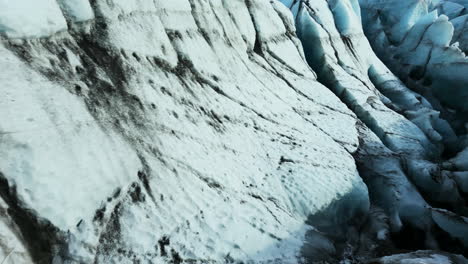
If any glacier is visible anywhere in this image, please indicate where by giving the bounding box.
[0,0,467,263]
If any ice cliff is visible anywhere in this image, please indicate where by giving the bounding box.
[0,0,467,263]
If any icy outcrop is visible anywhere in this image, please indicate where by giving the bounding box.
[282,0,451,153]
[280,0,468,258]
[369,250,468,264]
[353,124,431,234]
[281,0,464,221]
[0,197,33,264]
[452,15,468,53]
[431,208,468,247]
[443,146,468,193]
[359,0,468,213]
[360,0,468,118]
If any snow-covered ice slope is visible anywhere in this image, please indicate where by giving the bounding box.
[0,0,369,263]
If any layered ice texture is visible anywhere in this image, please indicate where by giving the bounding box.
[0,0,467,263]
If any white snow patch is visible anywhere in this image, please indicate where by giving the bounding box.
[0,45,141,230]
[57,0,94,22]
[0,0,67,38]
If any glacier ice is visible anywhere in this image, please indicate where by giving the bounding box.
[0,0,467,263]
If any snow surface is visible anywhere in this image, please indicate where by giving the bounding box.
[57,0,94,22]
[0,45,142,230]
[0,0,67,38]
[0,0,94,38]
